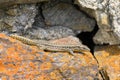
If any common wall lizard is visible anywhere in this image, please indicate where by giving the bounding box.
[9,34,90,55]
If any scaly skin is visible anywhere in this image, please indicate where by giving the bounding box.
[9,34,90,54]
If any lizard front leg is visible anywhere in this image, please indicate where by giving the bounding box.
[66,49,75,56]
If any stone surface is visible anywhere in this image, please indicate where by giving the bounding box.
[0,33,100,80]
[0,0,48,8]
[46,26,75,40]
[75,0,120,45]
[94,45,120,80]
[0,4,37,35]
[93,30,119,45]
[42,2,95,32]
[25,26,76,40]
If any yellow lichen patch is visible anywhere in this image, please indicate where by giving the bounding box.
[0,33,99,79]
[0,60,6,73]
[82,52,95,64]
[95,45,120,80]
[0,34,8,38]
[50,70,63,80]
[29,62,36,69]
[25,73,34,79]
[40,53,53,61]
[69,66,77,74]
[6,47,15,54]
[40,62,52,71]
[59,63,69,72]
[1,76,8,80]
[106,56,120,72]
[14,43,30,54]
[4,64,19,76]
[0,44,3,49]
[6,47,21,61]
[8,37,17,43]
[37,73,51,80]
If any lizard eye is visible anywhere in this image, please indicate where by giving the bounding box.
[82,46,90,51]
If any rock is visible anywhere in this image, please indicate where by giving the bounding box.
[0,33,59,80]
[33,13,46,28]
[25,26,76,40]
[46,26,76,40]
[42,2,95,32]
[93,29,119,45]
[94,45,120,80]
[25,27,48,40]
[0,33,101,79]
[75,0,120,45]
[0,0,48,8]
[109,0,120,41]
[0,4,37,35]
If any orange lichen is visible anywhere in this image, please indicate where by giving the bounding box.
[29,62,36,69]
[50,70,62,80]
[25,73,34,79]
[0,60,6,73]
[6,48,21,61]
[95,45,120,80]
[69,66,77,74]
[0,44,3,49]
[1,76,8,80]
[0,34,8,38]
[40,62,52,71]
[0,33,98,79]
[38,73,51,80]
[6,47,15,54]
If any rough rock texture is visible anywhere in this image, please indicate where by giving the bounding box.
[25,26,76,40]
[93,30,119,44]
[0,0,120,80]
[94,45,120,80]
[75,0,120,45]
[0,4,37,35]
[0,0,48,8]
[0,33,101,80]
[42,2,95,32]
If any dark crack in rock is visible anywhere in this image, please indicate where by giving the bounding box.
[76,0,120,45]
[33,13,46,28]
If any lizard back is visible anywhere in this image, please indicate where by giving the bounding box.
[9,34,90,52]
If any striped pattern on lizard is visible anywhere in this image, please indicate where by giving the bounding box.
[9,34,90,55]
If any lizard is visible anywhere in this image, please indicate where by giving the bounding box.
[9,34,90,55]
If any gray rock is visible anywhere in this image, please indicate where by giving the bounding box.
[93,30,119,45]
[75,0,120,45]
[0,4,38,35]
[25,26,76,40]
[0,0,48,9]
[42,2,95,32]
[25,27,48,40]
[46,26,76,40]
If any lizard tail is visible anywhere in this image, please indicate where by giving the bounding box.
[9,34,37,46]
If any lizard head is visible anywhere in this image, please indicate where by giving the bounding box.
[80,45,90,52]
